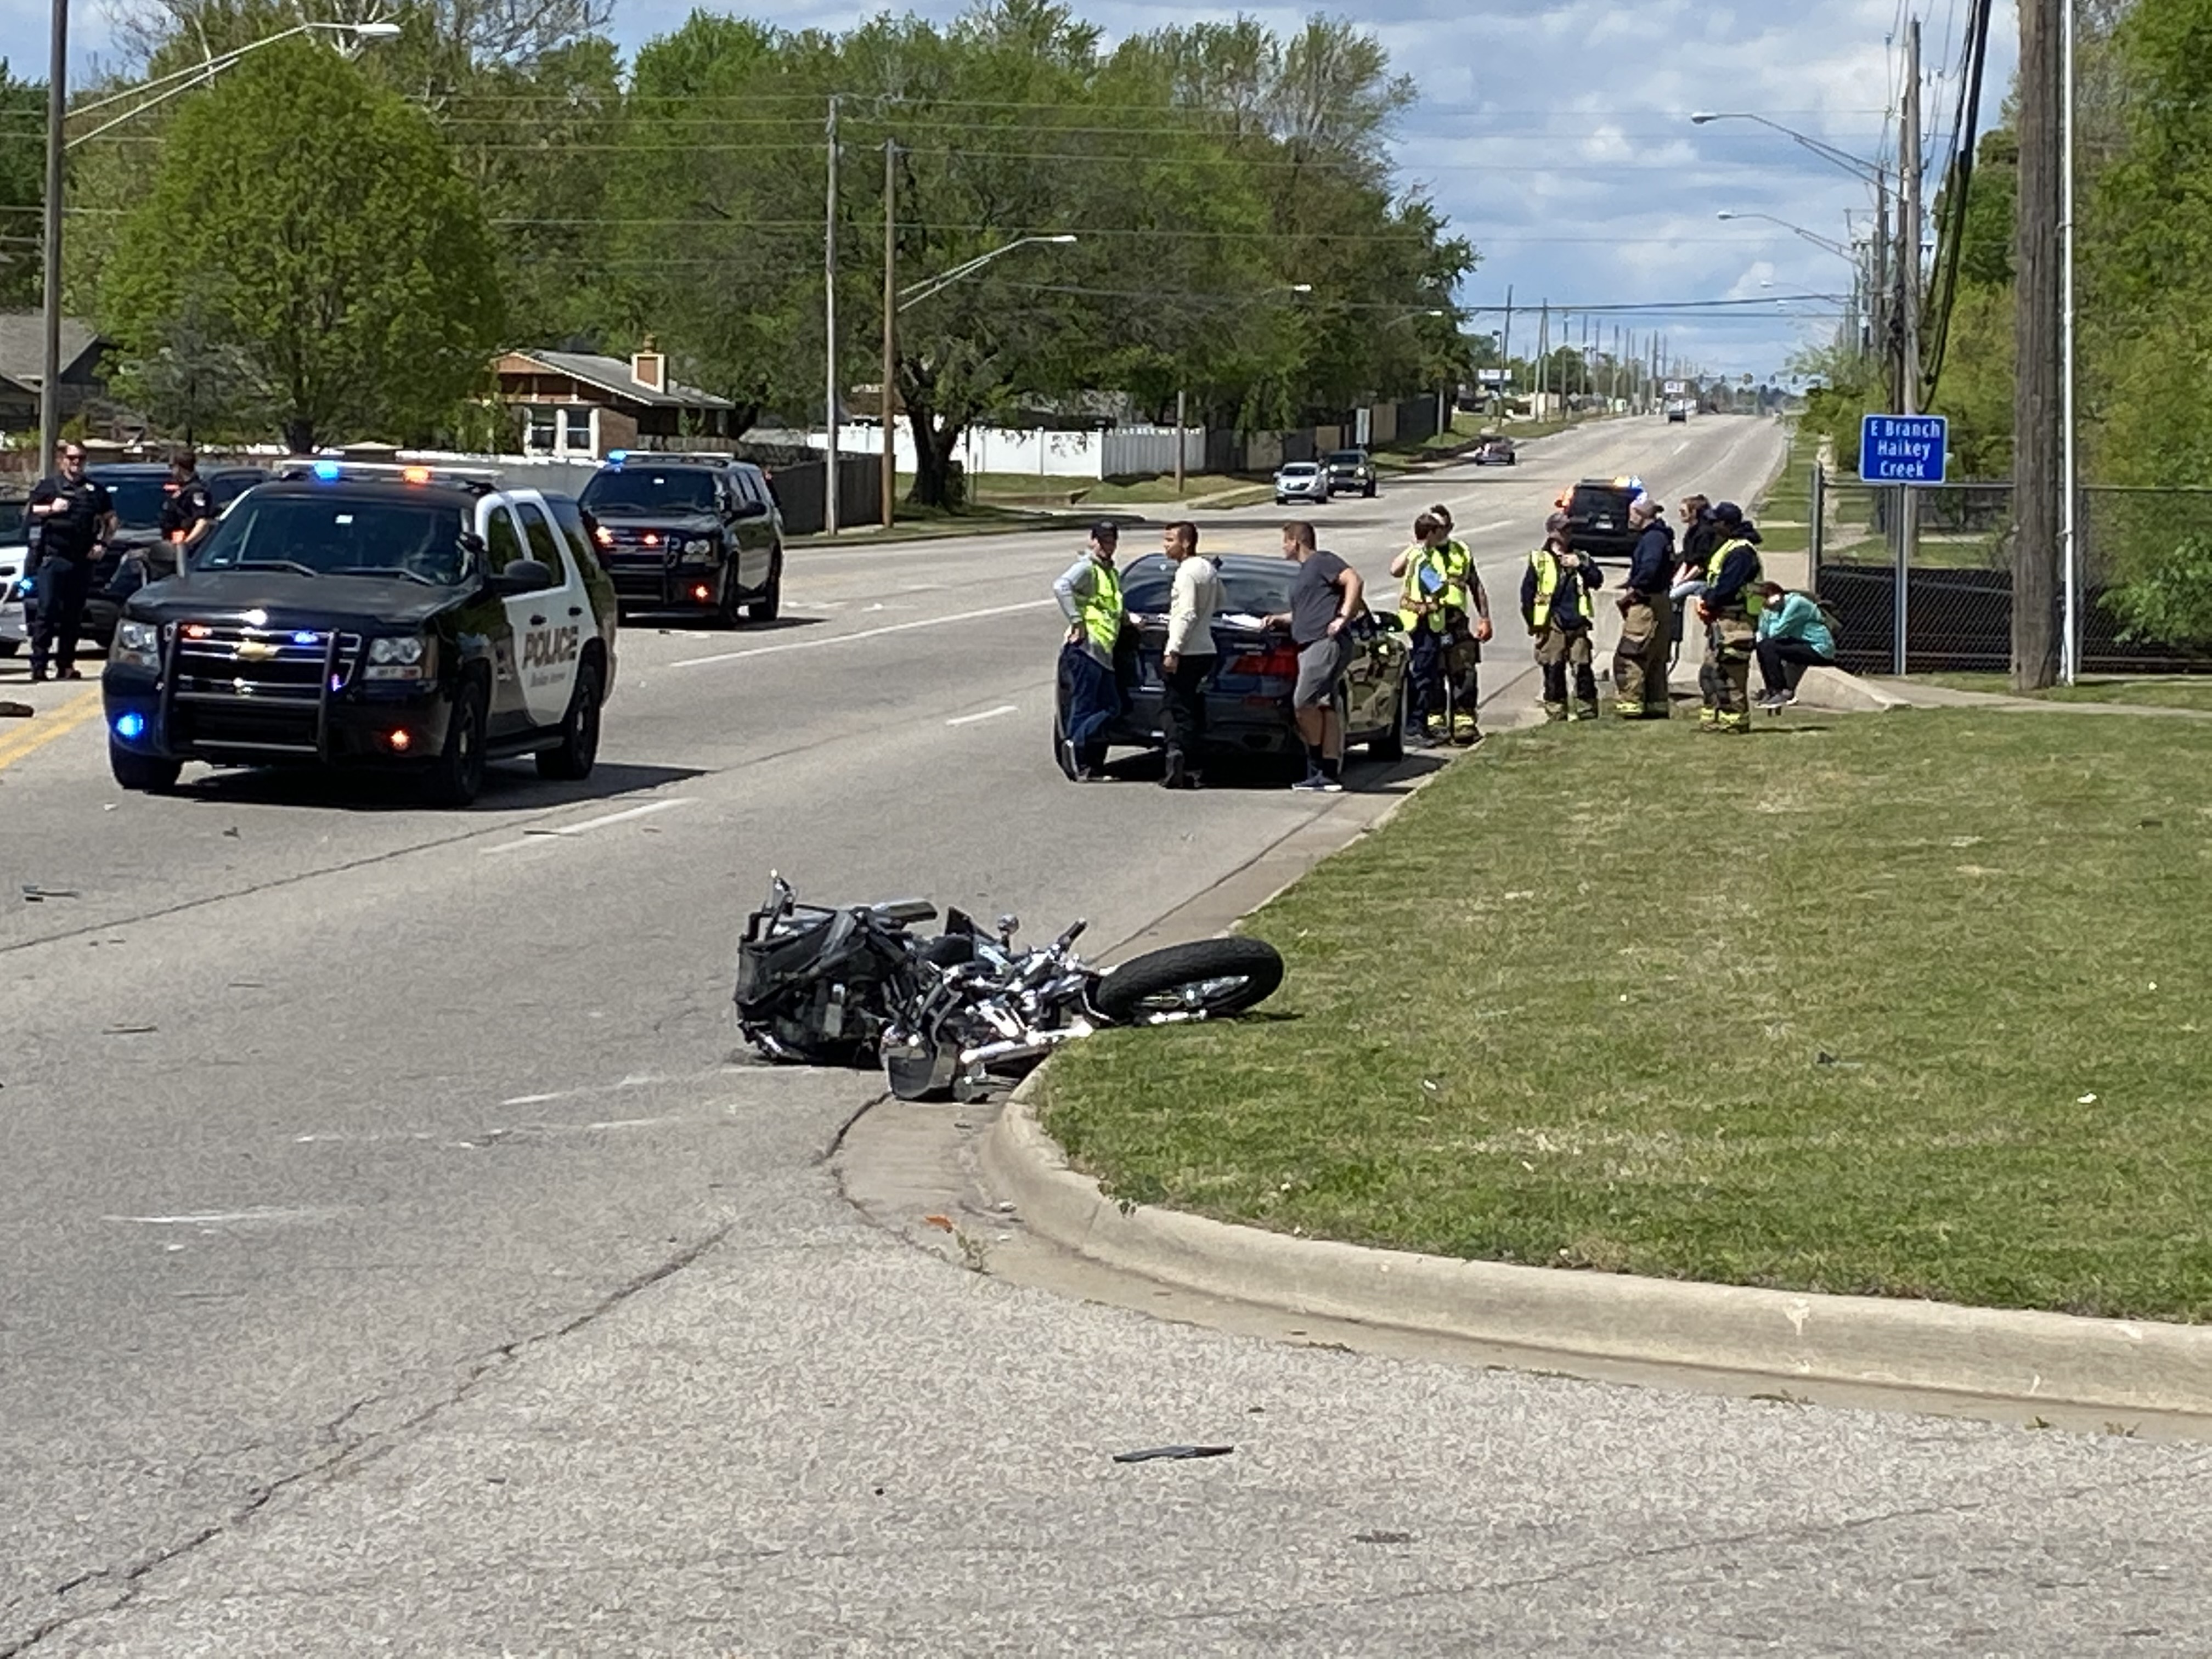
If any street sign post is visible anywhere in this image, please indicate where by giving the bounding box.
[1859,414,1949,485]
[1476,368,1511,386]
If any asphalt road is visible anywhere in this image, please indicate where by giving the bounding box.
[7,415,2207,1656]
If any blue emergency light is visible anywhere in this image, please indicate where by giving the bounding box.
[606,449,628,463]
[114,713,146,741]
[313,459,342,481]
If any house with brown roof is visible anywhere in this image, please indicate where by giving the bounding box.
[0,312,109,439]
[494,340,740,460]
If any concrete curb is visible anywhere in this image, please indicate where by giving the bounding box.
[985,1084,2212,1418]
[1791,665,1911,714]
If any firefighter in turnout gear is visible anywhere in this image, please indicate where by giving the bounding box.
[1696,501,1766,732]
[1522,512,1602,721]
[1613,494,1675,717]
[1389,508,1492,746]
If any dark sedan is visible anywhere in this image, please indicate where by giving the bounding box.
[84,464,270,645]
[1052,554,1411,778]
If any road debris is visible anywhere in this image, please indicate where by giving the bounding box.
[1113,1444,1233,1463]
[22,885,81,902]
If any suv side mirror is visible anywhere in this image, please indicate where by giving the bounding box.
[730,500,768,521]
[489,557,556,595]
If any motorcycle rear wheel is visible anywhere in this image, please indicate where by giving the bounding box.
[1092,937,1285,1024]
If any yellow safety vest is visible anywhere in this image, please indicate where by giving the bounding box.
[1530,549,1593,625]
[1707,537,1765,618]
[1397,541,1472,632]
[1077,557,1124,654]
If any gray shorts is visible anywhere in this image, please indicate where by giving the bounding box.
[1293,635,1352,709]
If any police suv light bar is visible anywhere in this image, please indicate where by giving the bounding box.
[283,460,505,489]
[603,450,740,467]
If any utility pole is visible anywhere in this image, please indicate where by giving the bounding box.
[880,139,896,529]
[1873,172,1893,402]
[1500,284,1514,392]
[1537,301,1550,411]
[1173,388,1186,498]
[823,96,840,537]
[2015,0,2062,689]
[38,0,68,470]
[1895,18,1923,676]
[2060,0,2080,684]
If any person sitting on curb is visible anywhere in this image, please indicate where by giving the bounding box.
[1522,512,1602,722]
[1753,581,1838,709]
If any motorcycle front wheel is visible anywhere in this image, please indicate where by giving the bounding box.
[1092,937,1285,1024]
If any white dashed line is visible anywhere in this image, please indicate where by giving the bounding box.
[484,798,695,854]
[947,704,1020,727]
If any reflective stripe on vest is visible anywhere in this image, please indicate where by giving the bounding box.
[1707,537,1766,618]
[1399,543,1473,631]
[1079,557,1124,654]
[1530,549,1592,624]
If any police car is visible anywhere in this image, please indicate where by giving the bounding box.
[577,450,784,624]
[101,461,618,806]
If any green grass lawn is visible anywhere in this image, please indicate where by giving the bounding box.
[1043,709,2212,1321]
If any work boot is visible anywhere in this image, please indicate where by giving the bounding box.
[1717,710,1753,733]
[1570,702,1600,723]
[1541,701,1567,723]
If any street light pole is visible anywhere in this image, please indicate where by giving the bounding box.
[37,0,66,472]
[880,139,896,529]
[823,95,839,538]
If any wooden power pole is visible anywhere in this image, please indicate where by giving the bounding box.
[880,140,898,529]
[2014,0,2062,690]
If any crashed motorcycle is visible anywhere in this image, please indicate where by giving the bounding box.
[734,874,1284,1101]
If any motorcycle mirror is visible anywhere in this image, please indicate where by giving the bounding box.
[998,915,1020,939]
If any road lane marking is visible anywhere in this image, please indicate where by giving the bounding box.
[673,597,1057,669]
[0,687,102,772]
[947,704,1019,727]
[483,797,695,854]
[104,1207,341,1227]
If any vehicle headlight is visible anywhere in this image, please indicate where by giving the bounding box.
[111,619,161,669]
[364,635,434,680]
[685,537,718,556]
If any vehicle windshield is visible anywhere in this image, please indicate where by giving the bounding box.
[1279,463,1318,476]
[580,468,719,515]
[195,494,476,584]
[1572,486,1630,517]
[92,473,171,530]
[1121,557,1295,618]
[1328,451,1364,465]
[0,498,24,540]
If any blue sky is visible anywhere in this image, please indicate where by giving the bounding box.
[33,0,2016,379]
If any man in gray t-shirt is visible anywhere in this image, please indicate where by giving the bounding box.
[1262,520,1364,793]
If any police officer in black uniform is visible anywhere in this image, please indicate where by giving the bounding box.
[26,442,116,682]
[157,447,216,575]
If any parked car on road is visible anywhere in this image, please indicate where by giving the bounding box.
[0,495,28,659]
[102,461,619,805]
[1564,477,1643,563]
[578,450,783,625]
[84,464,271,646]
[1472,434,1517,466]
[1051,553,1410,777]
[1273,461,1333,506]
[1324,448,1378,498]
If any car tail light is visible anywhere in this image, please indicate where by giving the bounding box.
[1229,646,1300,679]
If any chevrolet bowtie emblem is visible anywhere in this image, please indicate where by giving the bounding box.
[235,640,278,660]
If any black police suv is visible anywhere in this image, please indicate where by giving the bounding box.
[577,451,784,625]
[1324,448,1379,498]
[1564,478,1643,563]
[101,462,619,806]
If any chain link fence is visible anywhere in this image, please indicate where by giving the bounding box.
[1807,470,2212,676]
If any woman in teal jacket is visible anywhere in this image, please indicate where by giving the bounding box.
[1753,581,1836,707]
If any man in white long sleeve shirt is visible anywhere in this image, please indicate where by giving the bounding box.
[1158,521,1222,790]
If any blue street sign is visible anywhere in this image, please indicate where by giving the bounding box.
[1860,414,1949,485]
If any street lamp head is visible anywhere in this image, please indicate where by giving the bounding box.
[1043,234,1078,245]
[347,21,404,38]
[1716,211,1738,221]
[1689,112,1720,125]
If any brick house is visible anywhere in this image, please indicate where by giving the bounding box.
[494,340,739,460]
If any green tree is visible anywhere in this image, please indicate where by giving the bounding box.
[101,39,503,450]
[0,61,40,308]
